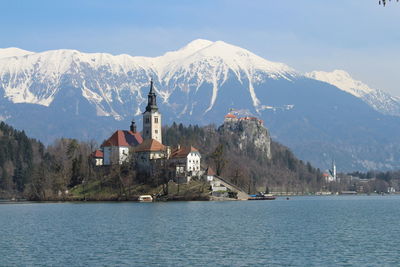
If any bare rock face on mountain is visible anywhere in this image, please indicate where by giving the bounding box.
[218,116,271,160]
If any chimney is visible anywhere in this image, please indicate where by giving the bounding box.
[130,120,137,133]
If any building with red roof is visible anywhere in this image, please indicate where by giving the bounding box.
[224,113,238,122]
[134,138,168,172]
[169,145,201,181]
[224,111,264,125]
[102,130,142,147]
[94,81,204,184]
[135,138,165,153]
[91,150,104,166]
[101,121,143,165]
[205,166,216,182]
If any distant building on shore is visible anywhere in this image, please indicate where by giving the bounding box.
[323,160,337,182]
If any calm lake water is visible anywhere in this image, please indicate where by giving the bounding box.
[1,196,399,266]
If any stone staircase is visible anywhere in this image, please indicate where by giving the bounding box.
[213,176,249,200]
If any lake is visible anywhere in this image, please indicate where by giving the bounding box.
[0,196,399,266]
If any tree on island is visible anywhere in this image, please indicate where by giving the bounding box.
[210,144,226,176]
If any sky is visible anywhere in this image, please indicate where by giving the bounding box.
[1,0,399,96]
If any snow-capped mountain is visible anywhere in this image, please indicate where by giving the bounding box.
[1,40,400,171]
[306,70,400,117]
[0,47,34,59]
[0,39,296,116]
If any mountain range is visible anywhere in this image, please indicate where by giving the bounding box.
[1,39,400,171]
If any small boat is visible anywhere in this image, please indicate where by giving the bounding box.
[248,193,276,200]
[138,195,153,202]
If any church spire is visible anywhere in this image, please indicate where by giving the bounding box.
[149,79,155,94]
[145,79,158,112]
[142,79,162,143]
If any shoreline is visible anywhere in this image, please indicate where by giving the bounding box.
[1,193,398,204]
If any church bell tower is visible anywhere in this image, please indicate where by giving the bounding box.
[142,80,162,143]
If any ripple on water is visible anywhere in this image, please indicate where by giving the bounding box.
[1,196,400,266]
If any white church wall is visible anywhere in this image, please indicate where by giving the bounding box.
[142,111,162,143]
[118,147,130,164]
[103,146,130,165]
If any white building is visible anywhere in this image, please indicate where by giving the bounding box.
[91,150,104,166]
[324,160,337,182]
[95,81,203,185]
[137,81,202,180]
[170,146,202,179]
[101,121,143,165]
[210,180,228,192]
[205,166,216,182]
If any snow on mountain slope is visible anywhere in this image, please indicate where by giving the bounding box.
[0,40,297,115]
[0,47,34,59]
[306,70,373,97]
[0,49,155,108]
[1,41,399,120]
[306,70,400,117]
[158,40,297,111]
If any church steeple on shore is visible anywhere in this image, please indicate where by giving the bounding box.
[142,80,162,143]
[145,79,158,112]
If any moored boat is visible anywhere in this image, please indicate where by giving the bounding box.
[138,195,153,202]
[248,193,276,200]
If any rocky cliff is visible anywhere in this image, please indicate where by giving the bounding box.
[218,117,272,160]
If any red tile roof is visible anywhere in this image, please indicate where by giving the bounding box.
[101,130,143,147]
[92,150,103,158]
[224,113,237,118]
[135,139,165,152]
[170,146,199,158]
[206,167,216,176]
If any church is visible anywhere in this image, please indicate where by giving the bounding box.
[97,80,202,181]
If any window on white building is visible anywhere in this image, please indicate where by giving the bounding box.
[154,117,158,123]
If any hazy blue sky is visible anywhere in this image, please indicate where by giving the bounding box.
[1,0,399,95]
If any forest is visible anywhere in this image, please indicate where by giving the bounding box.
[0,121,383,200]
[163,122,324,193]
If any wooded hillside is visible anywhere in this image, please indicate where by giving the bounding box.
[163,123,323,193]
[1,121,325,199]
